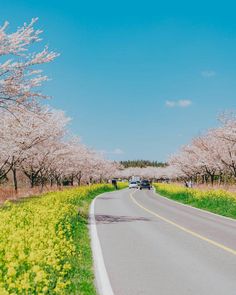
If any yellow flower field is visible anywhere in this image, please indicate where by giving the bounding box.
[154,183,236,219]
[0,184,117,295]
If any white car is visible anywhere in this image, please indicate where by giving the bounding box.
[129,181,139,189]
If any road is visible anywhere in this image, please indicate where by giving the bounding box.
[92,188,236,295]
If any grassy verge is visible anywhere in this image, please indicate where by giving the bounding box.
[0,183,126,294]
[154,183,236,219]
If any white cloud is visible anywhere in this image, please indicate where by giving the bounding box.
[178,99,192,107]
[165,99,192,108]
[165,100,176,107]
[201,70,216,78]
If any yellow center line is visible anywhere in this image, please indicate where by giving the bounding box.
[130,191,236,256]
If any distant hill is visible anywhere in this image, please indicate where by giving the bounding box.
[120,160,167,168]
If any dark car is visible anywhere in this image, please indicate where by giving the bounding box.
[140,180,151,190]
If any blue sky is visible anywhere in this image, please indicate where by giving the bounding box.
[2,0,236,161]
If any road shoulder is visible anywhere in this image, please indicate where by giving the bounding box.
[89,192,115,295]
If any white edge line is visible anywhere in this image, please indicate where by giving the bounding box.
[153,186,236,223]
[89,193,115,295]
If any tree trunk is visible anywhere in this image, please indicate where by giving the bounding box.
[30,174,35,188]
[56,178,61,187]
[77,171,82,186]
[210,174,215,186]
[12,167,18,193]
[201,175,205,184]
[218,174,223,186]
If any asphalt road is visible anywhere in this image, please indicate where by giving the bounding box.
[93,188,236,295]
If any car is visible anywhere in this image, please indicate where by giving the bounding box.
[129,181,139,189]
[136,180,141,187]
[140,180,151,190]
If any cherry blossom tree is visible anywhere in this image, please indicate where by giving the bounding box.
[217,112,236,144]
[0,18,123,194]
[166,112,236,185]
[0,105,69,191]
[0,18,58,109]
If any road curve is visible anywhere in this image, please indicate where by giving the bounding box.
[93,188,236,295]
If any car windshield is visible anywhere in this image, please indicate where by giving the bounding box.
[130,182,137,184]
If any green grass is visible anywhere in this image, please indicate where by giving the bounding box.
[68,183,127,294]
[154,183,236,219]
[68,186,114,295]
